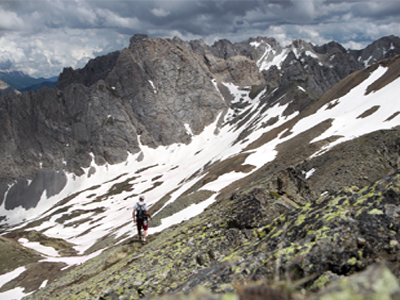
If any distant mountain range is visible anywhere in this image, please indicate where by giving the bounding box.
[0,70,57,92]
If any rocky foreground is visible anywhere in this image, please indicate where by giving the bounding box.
[18,168,400,299]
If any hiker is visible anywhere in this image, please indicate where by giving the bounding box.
[133,195,152,244]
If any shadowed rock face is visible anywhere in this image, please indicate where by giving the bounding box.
[5,169,67,210]
[57,51,120,89]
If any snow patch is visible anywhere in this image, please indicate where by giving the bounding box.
[149,80,157,94]
[303,168,316,179]
[0,267,32,300]
[40,249,104,269]
[250,41,261,48]
[258,47,289,71]
[305,50,318,59]
[149,195,217,235]
[184,123,193,136]
[291,66,400,158]
[200,171,247,192]
[18,238,60,257]
[39,280,48,289]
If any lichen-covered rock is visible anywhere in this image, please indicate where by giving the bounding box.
[23,170,400,300]
[314,262,400,300]
[226,170,400,282]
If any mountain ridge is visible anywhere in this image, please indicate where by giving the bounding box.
[0,70,57,92]
[0,34,400,299]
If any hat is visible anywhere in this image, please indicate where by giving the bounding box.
[139,195,145,200]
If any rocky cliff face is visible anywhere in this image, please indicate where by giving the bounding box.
[0,34,232,209]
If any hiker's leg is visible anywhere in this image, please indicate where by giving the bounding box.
[136,221,142,238]
[143,220,149,241]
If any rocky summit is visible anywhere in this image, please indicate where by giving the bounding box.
[0,34,400,300]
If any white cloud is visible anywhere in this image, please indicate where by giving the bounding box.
[0,0,398,77]
[0,29,127,77]
[0,9,25,30]
[151,7,171,17]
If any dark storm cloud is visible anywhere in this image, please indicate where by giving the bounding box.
[0,0,398,77]
[351,1,400,19]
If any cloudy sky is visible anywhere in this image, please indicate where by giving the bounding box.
[0,0,399,78]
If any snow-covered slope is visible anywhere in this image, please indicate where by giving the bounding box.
[1,55,400,299]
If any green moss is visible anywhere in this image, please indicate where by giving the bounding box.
[312,274,331,290]
[221,253,240,263]
[296,214,306,226]
[319,289,364,300]
[232,265,242,274]
[298,243,316,256]
[222,293,237,300]
[347,257,357,265]
[368,209,384,215]
[373,267,400,295]
[319,265,400,300]
[271,229,283,238]
[274,245,296,258]
[256,228,267,239]
[355,195,371,206]
[325,210,349,221]
[270,191,281,199]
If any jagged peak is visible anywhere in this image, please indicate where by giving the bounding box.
[290,38,313,49]
[57,50,120,89]
[368,34,400,47]
[248,35,278,44]
[129,33,149,47]
[211,38,233,48]
[313,40,347,55]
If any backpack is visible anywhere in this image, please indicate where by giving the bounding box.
[136,203,147,220]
